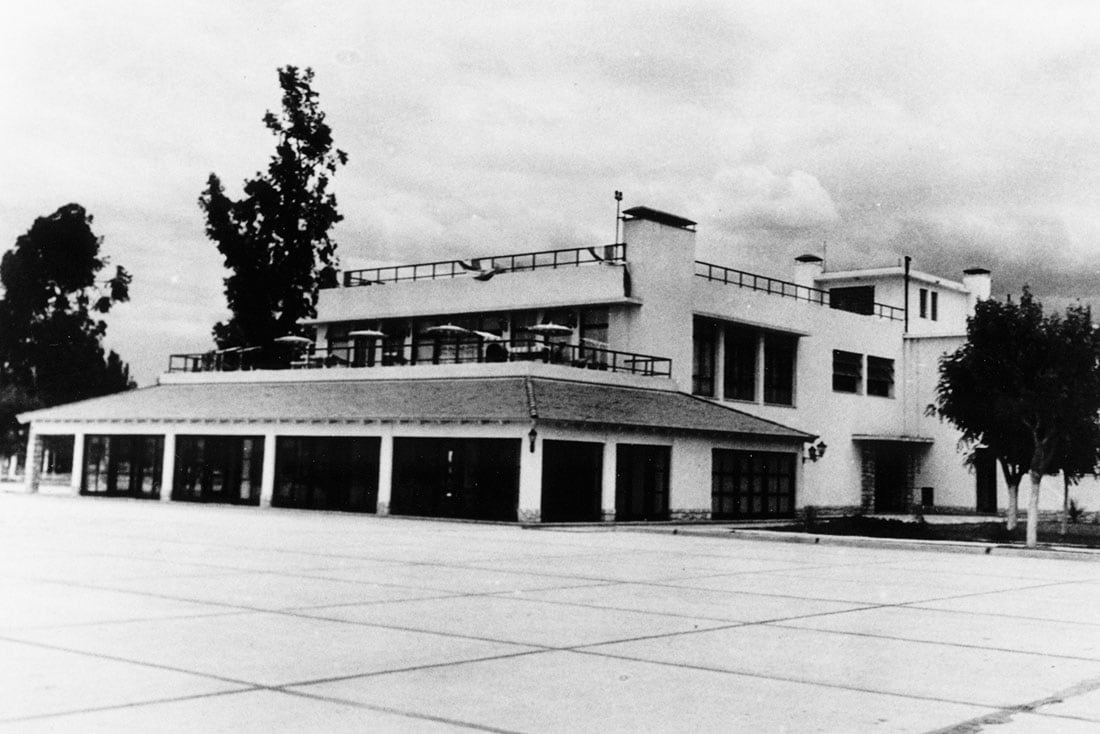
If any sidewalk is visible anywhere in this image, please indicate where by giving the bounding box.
[4,493,1100,732]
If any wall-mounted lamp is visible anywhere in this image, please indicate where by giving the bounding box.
[528,426,538,453]
[803,439,827,463]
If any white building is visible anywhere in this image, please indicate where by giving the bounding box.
[18,206,1074,521]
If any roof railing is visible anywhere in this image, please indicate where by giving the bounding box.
[167,336,670,378]
[338,243,626,288]
[694,261,905,321]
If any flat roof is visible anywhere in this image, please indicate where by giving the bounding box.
[21,376,812,440]
[622,206,697,231]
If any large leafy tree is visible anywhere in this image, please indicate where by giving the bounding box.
[199,65,347,351]
[0,204,134,456]
[933,289,1100,547]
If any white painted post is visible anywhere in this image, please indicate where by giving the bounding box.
[24,428,40,494]
[70,432,85,495]
[601,440,617,521]
[259,431,277,507]
[755,334,766,404]
[517,427,542,523]
[160,432,176,502]
[714,326,726,401]
[376,432,393,515]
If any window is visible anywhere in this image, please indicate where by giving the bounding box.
[829,286,875,315]
[692,318,717,396]
[930,291,938,321]
[724,325,757,401]
[833,350,862,393]
[83,435,164,498]
[919,288,928,318]
[763,333,795,405]
[712,449,795,519]
[867,356,895,397]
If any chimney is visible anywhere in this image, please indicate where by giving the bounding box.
[962,267,991,310]
[793,254,824,290]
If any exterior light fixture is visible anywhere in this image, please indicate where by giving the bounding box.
[528,426,538,453]
[803,439,828,464]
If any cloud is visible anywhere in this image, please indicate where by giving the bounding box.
[708,167,839,231]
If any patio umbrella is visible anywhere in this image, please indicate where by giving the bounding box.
[581,337,609,348]
[526,323,573,335]
[274,335,313,345]
[348,329,386,339]
[423,324,471,335]
[471,330,503,341]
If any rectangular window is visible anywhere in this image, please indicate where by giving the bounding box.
[829,286,875,316]
[930,291,938,321]
[712,449,795,519]
[919,288,928,318]
[833,350,862,393]
[173,435,264,504]
[692,318,717,396]
[724,325,757,401]
[763,333,795,405]
[82,435,164,498]
[867,356,895,398]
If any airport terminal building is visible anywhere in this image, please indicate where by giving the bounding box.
[20,207,1011,522]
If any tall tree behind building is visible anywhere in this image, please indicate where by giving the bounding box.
[199,65,347,350]
[0,204,134,457]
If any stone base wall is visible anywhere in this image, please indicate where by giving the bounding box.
[670,509,711,521]
[517,508,541,523]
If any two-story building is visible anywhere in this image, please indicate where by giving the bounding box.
[19,205,1047,522]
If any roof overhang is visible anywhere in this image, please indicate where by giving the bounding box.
[851,434,934,444]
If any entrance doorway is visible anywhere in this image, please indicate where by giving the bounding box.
[975,448,997,513]
[541,441,603,522]
[615,444,670,521]
[391,438,520,521]
[873,445,909,512]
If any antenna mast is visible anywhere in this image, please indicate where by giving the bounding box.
[614,190,623,243]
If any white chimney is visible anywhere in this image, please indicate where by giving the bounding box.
[962,267,991,311]
[793,254,824,290]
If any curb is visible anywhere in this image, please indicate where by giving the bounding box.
[618,526,1100,561]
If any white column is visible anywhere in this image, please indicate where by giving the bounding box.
[517,426,543,523]
[159,432,176,502]
[601,440,617,521]
[70,432,85,494]
[376,432,393,515]
[755,334,766,404]
[714,326,726,401]
[259,431,277,507]
[24,428,40,494]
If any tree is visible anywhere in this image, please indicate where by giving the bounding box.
[199,65,347,353]
[1054,416,1100,535]
[932,288,1100,547]
[0,204,134,458]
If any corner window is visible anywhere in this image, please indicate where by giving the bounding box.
[829,286,875,316]
[692,318,717,397]
[833,350,862,393]
[867,356,895,398]
[930,291,938,321]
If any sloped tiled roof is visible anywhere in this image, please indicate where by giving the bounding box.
[20,376,811,440]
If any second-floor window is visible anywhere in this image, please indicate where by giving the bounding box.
[833,350,862,393]
[692,318,796,406]
[867,356,895,397]
[919,289,939,321]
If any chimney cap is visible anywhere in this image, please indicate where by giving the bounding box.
[963,267,991,275]
[621,206,696,231]
[795,254,824,263]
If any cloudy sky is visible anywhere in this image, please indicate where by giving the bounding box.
[2,1,1099,385]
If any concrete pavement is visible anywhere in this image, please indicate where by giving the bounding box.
[2,494,1100,732]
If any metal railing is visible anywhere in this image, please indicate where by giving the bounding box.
[694,261,905,321]
[167,337,671,378]
[338,244,626,287]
